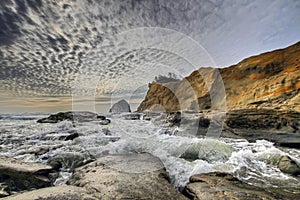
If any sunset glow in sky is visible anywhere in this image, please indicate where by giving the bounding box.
[0,0,299,113]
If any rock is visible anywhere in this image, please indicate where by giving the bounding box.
[109,99,131,113]
[138,41,300,112]
[67,153,186,199]
[121,113,142,120]
[278,155,300,176]
[102,128,112,135]
[0,157,53,195]
[178,139,233,162]
[99,118,111,125]
[1,185,98,200]
[64,131,79,141]
[37,111,98,123]
[47,152,93,171]
[183,172,292,200]
[166,112,181,126]
[224,108,300,144]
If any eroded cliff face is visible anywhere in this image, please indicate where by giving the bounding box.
[137,41,300,112]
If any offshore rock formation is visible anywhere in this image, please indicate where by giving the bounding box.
[138,41,300,112]
[109,99,131,113]
[37,111,110,124]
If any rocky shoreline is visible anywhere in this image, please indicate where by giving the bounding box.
[1,153,299,199]
[1,110,299,199]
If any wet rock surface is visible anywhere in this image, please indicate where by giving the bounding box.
[67,153,187,200]
[183,172,296,200]
[224,108,300,147]
[0,157,54,196]
[37,111,107,123]
[146,109,300,148]
[278,155,300,176]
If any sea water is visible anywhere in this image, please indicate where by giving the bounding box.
[0,113,299,193]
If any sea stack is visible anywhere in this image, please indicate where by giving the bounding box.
[109,99,131,113]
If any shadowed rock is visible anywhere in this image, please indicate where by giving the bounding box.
[37,111,108,123]
[278,155,300,176]
[0,157,54,196]
[109,99,131,113]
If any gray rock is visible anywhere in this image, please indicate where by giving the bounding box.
[184,172,293,200]
[1,185,97,200]
[278,155,300,176]
[109,99,131,113]
[67,153,186,200]
[47,152,93,171]
[0,157,53,195]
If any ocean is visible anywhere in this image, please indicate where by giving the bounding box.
[0,112,299,193]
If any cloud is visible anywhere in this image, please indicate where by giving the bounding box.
[0,0,299,112]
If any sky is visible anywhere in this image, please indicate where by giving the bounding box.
[0,0,299,113]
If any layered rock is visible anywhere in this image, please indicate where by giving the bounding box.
[0,157,55,197]
[138,41,300,112]
[183,172,297,200]
[223,108,300,146]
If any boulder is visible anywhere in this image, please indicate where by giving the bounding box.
[166,112,181,126]
[99,118,111,125]
[0,157,53,195]
[64,131,79,141]
[278,155,300,176]
[121,113,142,120]
[67,153,186,200]
[183,172,292,200]
[109,99,131,113]
[47,152,93,171]
[1,185,97,200]
[37,111,98,123]
[179,140,233,162]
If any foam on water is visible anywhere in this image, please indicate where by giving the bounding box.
[0,113,299,192]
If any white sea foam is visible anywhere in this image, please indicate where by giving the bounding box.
[0,113,299,192]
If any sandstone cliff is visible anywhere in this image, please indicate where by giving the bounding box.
[137,41,300,112]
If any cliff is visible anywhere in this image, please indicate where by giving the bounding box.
[137,41,300,112]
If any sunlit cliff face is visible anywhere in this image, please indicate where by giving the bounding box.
[0,0,299,113]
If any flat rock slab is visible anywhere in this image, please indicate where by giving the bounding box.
[184,172,297,200]
[2,185,97,200]
[0,157,52,174]
[67,153,187,200]
[0,157,53,194]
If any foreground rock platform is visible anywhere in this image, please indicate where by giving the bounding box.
[183,172,298,200]
[67,153,187,200]
[2,185,97,200]
[0,157,54,197]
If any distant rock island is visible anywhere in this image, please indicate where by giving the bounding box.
[109,99,131,113]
